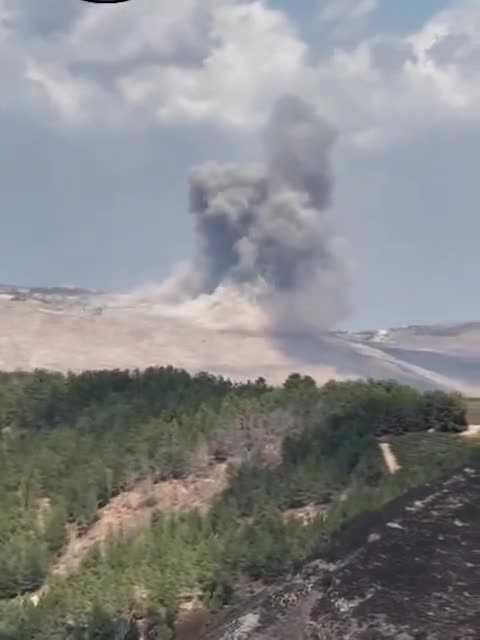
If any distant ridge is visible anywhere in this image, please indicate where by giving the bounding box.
[0,285,479,393]
[0,284,100,296]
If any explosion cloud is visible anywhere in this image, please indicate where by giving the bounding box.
[163,95,350,336]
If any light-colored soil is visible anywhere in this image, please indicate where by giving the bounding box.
[282,503,327,526]
[379,441,401,474]
[461,424,480,439]
[0,295,339,387]
[52,460,238,578]
[2,293,480,392]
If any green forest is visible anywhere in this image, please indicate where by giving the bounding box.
[0,367,477,639]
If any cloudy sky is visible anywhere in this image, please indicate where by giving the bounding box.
[0,0,479,329]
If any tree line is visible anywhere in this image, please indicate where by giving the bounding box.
[0,367,472,639]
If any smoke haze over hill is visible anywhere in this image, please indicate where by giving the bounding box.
[156,95,350,337]
[1,102,479,393]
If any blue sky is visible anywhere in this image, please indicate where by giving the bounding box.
[0,0,479,329]
[371,0,453,31]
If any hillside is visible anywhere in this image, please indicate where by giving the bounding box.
[0,368,478,639]
[1,286,480,393]
[205,467,480,640]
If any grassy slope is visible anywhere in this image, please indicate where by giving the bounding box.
[391,432,478,471]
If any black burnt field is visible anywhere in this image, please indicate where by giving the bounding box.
[206,468,480,639]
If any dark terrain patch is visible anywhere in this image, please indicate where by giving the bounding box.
[205,469,480,639]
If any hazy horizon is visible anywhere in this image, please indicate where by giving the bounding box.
[1,0,479,330]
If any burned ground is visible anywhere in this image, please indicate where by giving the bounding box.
[205,468,480,639]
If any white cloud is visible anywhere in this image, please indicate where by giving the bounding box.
[316,0,377,44]
[65,0,209,64]
[307,1,480,147]
[0,0,478,145]
[24,60,105,124]
[318,0,377,24]
[117,1,307,128]
[404,2,480,119]
[0,0,308,130]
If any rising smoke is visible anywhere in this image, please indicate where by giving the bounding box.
[161,95,350,336]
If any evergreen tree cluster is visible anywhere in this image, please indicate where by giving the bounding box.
[0,368,472,639]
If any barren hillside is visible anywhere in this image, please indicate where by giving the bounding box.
[52,460,236,578]
[205,468,480,640]
[1,287,479,393]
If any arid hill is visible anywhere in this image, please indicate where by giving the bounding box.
[1,286,480,393]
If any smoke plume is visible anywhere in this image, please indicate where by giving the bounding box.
[162,95,350,336]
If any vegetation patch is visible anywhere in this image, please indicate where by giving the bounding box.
[0,369,472,639]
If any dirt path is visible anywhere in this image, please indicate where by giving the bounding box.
[379,441,401,474]
[53,460,236,578]
[461,424,480,439]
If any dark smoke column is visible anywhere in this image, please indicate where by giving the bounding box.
[173,95,350,336]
